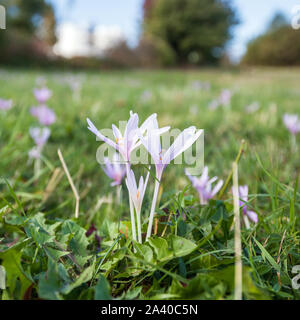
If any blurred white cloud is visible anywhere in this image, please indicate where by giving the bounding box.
[54,23,125,58]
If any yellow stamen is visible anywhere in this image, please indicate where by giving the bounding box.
[137,190,140,199]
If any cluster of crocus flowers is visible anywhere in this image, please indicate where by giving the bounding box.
[29,86,56,176]
[0,98,13,111]
[283,113,300,152]
[30,87,56,126]
[186,166,223,205]
[87,111,202,243]
[238,185,258,228]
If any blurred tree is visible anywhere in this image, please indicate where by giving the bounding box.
[242,13,300,66]
[268,12,288,31]
[142,0,238,65]
[0,0,56,65]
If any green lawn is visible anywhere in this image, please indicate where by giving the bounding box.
[0,67,299,300]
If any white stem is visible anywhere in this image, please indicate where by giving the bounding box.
[291,134,297,153]
[116,185,121,205]
[243,214,250,230]
[126,163,137,242]
[146,179,160,241]
[34,157,41,179]
[136,208,142,244]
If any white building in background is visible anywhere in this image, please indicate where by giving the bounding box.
[54,23,125,58]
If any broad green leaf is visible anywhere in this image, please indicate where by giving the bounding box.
[94,275,112,300]
[169,235,197,257]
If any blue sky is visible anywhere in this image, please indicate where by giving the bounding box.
[50,0,299,61]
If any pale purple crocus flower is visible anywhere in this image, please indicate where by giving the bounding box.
[30,105,56,126]
[28,147,42,160]
[219,89,232,106]
[87,111,168,243]
[283,114,300,135]
[141,124,202,182]
[28,127,51,160]
[102,154,126,187]
[33,87,52,104]
[87,111,166,163]
[208,89,232,110]
[29,127,51,148]
[186,166,223,205]
[140,120,202,240]
[0,98,13,110]
[125,168,150,243]
[239,185,258,226]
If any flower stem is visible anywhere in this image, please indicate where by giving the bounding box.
[291,134,297,153]
[116,185,121,205]
[126,163,137,242]
[136,208,142,244]
[146,179,160,241]
[34,157,41,179]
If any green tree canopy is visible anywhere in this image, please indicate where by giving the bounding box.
[242,13,300,66]
[143,0,238,65]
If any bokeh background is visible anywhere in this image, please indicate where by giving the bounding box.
[1,0,300,68]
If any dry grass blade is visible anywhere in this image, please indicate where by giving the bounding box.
[42,167,64,202]
[57,149,80,218]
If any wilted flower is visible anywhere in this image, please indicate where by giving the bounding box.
[30,105,56,126]
[239,185,258,224]
[102,153,126,186]
[186,166,223,205]
[33,87,52,104]
[29,127,51,148]
[0,98,13,110]
[283,114,300,135]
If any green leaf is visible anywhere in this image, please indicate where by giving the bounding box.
[0,248,32,299]
[133,241,154,263]
[94,275,112,300]
[148,237,172,262]
[38,260,70,300]
[61,259,95,295]
[169,235,197,257]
